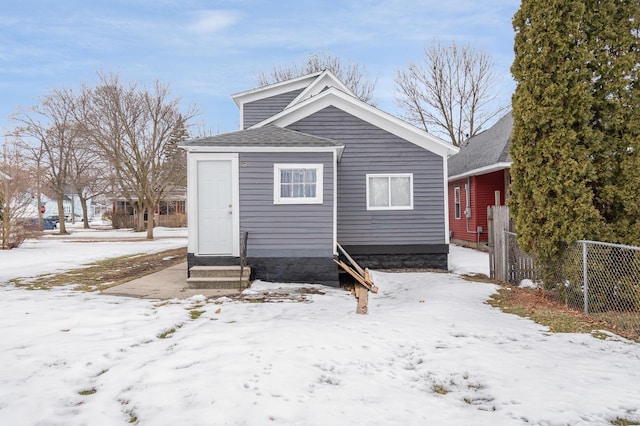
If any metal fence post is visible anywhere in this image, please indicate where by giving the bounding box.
[582,241,589,314]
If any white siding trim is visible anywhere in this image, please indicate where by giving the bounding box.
[232,74,320,130]
[231,72,321,107]
[443,158,451,244]
[251,87,459,158]
[448,162,511,181]
[184,145,344,157]
[286,70,356,109]
[332,149,338,255]
[187,152,240,256]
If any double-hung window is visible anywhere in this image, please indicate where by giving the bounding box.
[366,173,413,210]
[274,163,323,204]
[454,187,461,219]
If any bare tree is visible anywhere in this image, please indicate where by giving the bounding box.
[76,72,197,239]
[395,41,505,146]
[255,52,377,104]
[18,138,47,229]
[1,139,39,249]
[191,120,218,138]
[68,137,110,228]
[11,88,78,234]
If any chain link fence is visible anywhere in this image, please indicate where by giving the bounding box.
[503,231,640,338]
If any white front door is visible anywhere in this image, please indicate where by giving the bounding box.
[197,160,233,255]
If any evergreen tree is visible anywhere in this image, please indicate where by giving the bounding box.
[586,0,640,244]
[511,0,640,261]
[511,0,601,261]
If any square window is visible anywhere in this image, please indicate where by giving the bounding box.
[366,174,413,210]
[274,164,323,204]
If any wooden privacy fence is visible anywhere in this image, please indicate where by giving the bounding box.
[487,205,511,281]
[157,213,187,228]
[488,205,541,284]
[111,213,187,229]
[111,213,136,229]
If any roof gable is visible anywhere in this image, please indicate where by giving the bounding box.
[251,86,458,158]
[286,70,356,108]
[448,112,512,180]
[231,72,322,108]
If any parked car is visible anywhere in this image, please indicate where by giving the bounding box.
[21,218,56,231]
[44,215,60,224]
[41,219,57,230]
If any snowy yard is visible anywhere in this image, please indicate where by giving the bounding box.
[1,231,639,425]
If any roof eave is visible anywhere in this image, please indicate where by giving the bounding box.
[448,162,511,181]
[230,72,323,108]
[250,87,459,158]
[183,145,343,154]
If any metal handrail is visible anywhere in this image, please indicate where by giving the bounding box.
[239,231,248,290]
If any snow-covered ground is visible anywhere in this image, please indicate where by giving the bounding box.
[1,233,639,425]
[0,227,187,283]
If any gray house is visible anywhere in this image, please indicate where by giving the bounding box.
[182,71,459,285]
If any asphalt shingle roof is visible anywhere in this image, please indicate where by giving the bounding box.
[448,112,513,177]
[182,125,343,148]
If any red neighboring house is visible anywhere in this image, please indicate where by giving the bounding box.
[448,112,512,248]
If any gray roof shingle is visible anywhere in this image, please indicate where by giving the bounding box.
[448,112,512,177]
[182,125,343,148]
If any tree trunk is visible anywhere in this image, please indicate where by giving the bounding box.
[70,192,76,224]
[145,201,154,239]
[79,195,90,229]
[1,200,9,250]
[146,215,154,239]
[57,197,67,234]
[136,203,145,232]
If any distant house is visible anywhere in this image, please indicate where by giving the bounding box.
[447,112,512,248]
[181,70,459,285]
[38,187,96,222]
[111,187,187,229]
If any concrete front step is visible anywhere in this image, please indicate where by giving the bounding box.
[186,277,251,289]
[187,265,251,289]
[189,265,251,278]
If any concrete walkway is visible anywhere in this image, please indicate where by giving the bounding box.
[100,262,241,300]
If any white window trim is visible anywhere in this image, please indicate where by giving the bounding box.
[274,163,324,205]
[454,186,461,219]
[366,173,414,211]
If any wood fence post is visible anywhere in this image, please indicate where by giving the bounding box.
[488,206,494,279]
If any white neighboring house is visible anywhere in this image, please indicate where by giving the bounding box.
[38,192,92,222]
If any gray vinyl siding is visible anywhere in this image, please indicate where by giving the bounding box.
[286,106,446,246]
[243,89,304,129]
[239,152,334,257]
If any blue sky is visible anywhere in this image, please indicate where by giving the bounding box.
[1,0,519,137]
